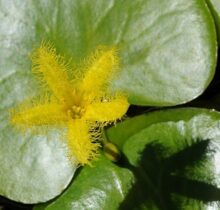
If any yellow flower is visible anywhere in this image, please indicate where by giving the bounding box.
[10,43,129,166]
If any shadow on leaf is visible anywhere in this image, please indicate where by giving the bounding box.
[119,139,220,210]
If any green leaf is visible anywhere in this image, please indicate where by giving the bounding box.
[206,0,220,45]
[120,140,216,210]
[0,122,77,203]
[111,0,217,106]
[34,155,134,210]
[122,110,220,209]
[0,0,217,106]
[106,108,220,148]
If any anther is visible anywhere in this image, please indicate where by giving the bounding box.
[67,105,86,119]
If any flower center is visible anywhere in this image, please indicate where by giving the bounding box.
[67,105,85,119]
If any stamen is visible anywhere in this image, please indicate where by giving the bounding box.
[67,105,85,119]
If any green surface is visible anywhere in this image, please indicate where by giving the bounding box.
[34,156,134,210]
[121,110,220,209]
[0,123,77,203]
[123,111,220,166]
[206,0,220,45]
[34,108,220,210]
[106,108,220,148]
[0,0,218,205]
[0,0,217,106]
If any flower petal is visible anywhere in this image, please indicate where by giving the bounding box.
[84,95,129,122]
[32,43,73,104]
[11,103,68,126]
[80,47,119,96]
[67,119,100,166]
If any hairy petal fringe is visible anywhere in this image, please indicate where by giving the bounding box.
[10,102,68,127]
[67,119,101,166]
[84,94,129,122]
[80,46,119,97]
[31,43,73,104]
